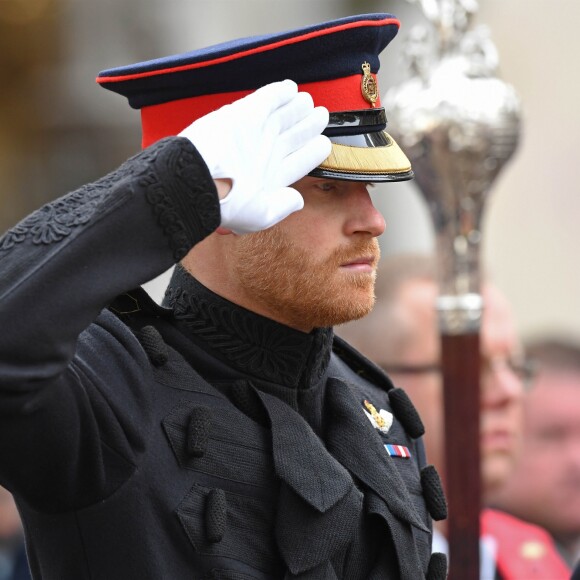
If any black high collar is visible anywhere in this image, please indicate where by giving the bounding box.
[163,265,333,390]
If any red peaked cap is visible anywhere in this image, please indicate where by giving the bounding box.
[97,13,413,182]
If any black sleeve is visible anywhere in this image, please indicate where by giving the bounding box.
[0,136,220,511]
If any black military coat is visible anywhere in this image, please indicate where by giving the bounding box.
[0,137,447,579]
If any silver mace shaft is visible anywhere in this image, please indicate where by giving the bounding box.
[385,2,521,578]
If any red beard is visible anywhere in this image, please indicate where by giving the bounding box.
[234,227,380,330]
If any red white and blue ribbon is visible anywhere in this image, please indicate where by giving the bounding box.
[384,444,411,459]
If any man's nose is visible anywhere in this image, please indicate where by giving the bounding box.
[481,357,524,407]
[344,186,386,238]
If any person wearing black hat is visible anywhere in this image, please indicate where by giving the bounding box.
[0,14,446,580]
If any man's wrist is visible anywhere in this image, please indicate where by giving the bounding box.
[214,178,232,200]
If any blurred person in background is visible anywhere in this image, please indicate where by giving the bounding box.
[490,338,580,569]
[0,487,30,580]
[338,253,571,579]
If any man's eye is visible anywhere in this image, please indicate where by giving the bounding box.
[315,181,336,192]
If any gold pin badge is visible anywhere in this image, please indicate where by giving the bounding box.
[361,62,378,107]
[363,399,393,434]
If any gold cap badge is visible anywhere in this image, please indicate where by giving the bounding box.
[361,62,378,107]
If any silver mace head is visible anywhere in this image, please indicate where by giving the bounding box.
[384,2,522,333]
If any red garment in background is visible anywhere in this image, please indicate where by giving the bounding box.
[481,508,571,580]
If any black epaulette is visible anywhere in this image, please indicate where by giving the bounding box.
[332,334,395,393]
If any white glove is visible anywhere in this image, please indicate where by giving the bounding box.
[179,80,331,234]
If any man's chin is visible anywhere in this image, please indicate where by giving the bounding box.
[312,291,375,327]
[482,454,516,494]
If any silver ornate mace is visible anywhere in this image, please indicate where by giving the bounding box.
[384,1,521,578]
